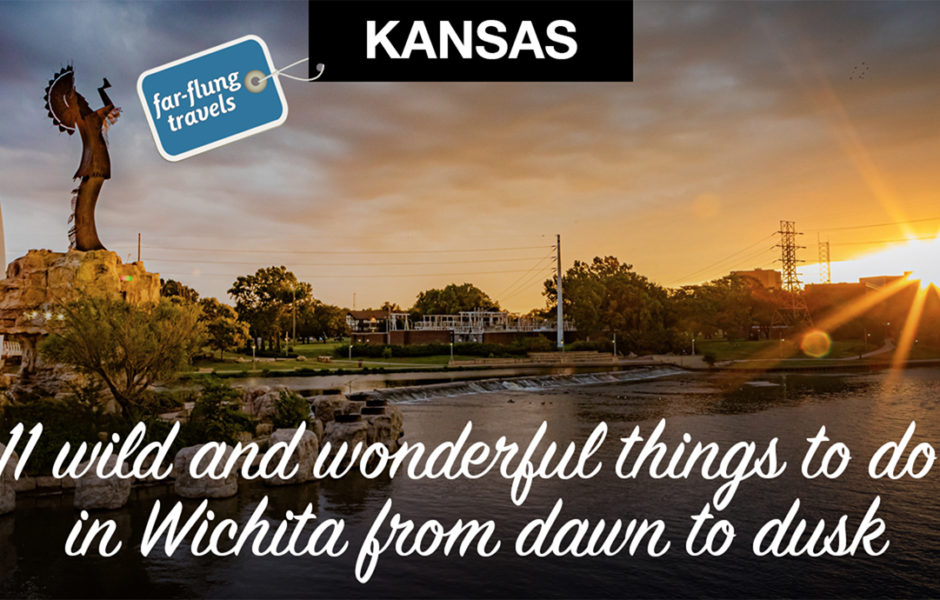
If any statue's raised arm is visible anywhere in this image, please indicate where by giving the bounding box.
[44,66,121,251]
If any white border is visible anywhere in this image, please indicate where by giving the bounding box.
[136,34,289,162]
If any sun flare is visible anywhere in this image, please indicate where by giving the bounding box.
[831,231,940,290]
[907,234,940,289]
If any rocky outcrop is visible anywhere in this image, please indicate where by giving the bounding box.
[364,414,394,450]
[387,404,404,448]
[310,418,324,444]
[0,249,160,397]
[323,420,368,449]
[174,444,238,499]
[312,397,367,422]
[73,456,133,510]
[0,249,160,336]
[241,386,280,419]
[311,397,343,422]
[265,428,319,486]
[0,446,17,515]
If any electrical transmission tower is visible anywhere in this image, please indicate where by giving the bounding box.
[818,237,831,284]
[776,220,804,291]
[772,220,813,328]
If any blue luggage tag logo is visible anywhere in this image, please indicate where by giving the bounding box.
[137,35,288,161]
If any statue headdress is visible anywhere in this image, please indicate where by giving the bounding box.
[44,65,90,135]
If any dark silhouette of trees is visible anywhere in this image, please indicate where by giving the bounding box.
[671,274,782,340]
[412,283,499,316]
[160,278,199,303]
[544,256,677,352]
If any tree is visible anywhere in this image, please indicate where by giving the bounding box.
[671,275,784,340]
[412,283,499,316]
[293,300,348,340]
[228,266,312,350]
[40,297,204,418]
[161,278,200,303]
[544,256,677,352]
[199,297,250,359]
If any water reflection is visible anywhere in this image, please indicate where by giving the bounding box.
[0,368,936,598]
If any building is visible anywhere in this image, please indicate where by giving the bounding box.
[347,309,574,345]
[859,272,912,289]
[346,309,451,345]
[730,268,782,289]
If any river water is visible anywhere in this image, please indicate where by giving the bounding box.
[0,367,937,598]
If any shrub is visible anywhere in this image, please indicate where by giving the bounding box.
[140,388,194,414]
[334,341,542,359]
[567,340,613,353]
[181,378,254,446]
[0,396,116,474]
[273,389,312,429]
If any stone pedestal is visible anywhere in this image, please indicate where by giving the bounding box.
[0,249,160,397]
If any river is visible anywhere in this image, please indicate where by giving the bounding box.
[0,367,937,598]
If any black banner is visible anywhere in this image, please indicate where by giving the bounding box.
[308,0,633,82]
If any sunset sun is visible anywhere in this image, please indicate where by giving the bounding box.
[850,232,940,290]
[908,235,940,289]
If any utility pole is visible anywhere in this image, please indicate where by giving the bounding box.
[291,285,297,342]
[556,233,564,350]
[137,233,141,263]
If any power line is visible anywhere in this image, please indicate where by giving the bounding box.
[671,246,778,287]
[669,232,777,285]
[141,255,551,267]
[159,268,544,279]
[830,234,939,246]
[145,244,554,256]
[495,254,555,299]
[501,268,555,304]
[817,215,940,232]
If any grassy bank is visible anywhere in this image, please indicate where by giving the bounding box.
[692,338,940,371]
[694,339,892,361]
[188,341,485,376]
[185,339,940,378]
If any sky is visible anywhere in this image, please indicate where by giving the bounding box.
[1,0,939,312]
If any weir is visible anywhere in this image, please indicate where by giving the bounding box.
[372,366,686,404]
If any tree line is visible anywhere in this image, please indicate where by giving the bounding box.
[161,256,936,358]
[161,269,508,356]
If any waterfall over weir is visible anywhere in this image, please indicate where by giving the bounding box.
[375,366,687,404]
